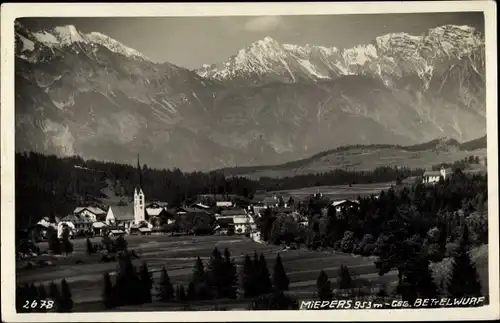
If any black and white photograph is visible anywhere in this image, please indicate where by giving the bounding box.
[1,2,498,322]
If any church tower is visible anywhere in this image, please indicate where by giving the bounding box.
[134,154,145,224]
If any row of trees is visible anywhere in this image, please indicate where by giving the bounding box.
[102,250,154,308]
[431,155,486,171]
[100,247,299,310]
[16,279,73,313]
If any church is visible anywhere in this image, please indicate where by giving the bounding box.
[105,154,153,234]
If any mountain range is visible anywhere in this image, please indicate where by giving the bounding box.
[14,21,486,171]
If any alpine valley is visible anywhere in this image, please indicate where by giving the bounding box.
[15,21,486,171]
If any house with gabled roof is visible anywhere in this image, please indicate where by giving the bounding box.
[61,213,93,232]
[73,206,107,222]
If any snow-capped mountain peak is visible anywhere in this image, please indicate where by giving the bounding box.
[15,21,151,62]
[85,31,150,61]
[52,25,86,45]
[196,24,484,88]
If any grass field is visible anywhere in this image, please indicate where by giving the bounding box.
[17,235,399,311]
[17,234,489,312]
[237,147,487,179]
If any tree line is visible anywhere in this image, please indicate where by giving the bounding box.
[432,155,486,171]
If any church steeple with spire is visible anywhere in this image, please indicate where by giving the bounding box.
[134,153,145,224]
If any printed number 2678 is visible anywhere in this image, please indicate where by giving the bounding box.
[23,300,54,310]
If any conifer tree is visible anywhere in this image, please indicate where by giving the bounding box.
[102,272,114,309]
[48,281,61,312]
[338,265,352,289]
[207,247,225,298]
[316,270,333,301]
[176,285,187,302]
[29,283,38,301]
[192,256,205,284]
[60,227,73,255]
[86,237,93,256]
[398,254,439,305]
[187,281,196,301]
[190,257,211,300]
[59,279,73,312]
[139,262,153,303]
[157,266,174,302]
[223,248,238,299]
[241,254,256,298]
[257,253,272,295]
[272,254,289,292]
[447,225,482,298]
[47,227,61,255]
[37,284,47,300]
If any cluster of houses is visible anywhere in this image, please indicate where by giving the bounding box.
[31,183,303,240]
[33,178,366,241]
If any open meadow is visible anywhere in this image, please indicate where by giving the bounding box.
[237,147,487,180]
[17,234,400,311]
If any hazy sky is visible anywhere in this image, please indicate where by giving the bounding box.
[20,12,484,69]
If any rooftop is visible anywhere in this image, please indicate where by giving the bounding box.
[220,209,247,216]
[74,206,106,215]
[108,206,134,221]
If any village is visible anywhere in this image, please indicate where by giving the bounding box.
[24,165,454,255]
[29,187,364,245]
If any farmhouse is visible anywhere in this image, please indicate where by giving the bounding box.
[215,213,256,235]
[72,206,107,222]
[145,202,169,219]
[422,167,452,185]
[61,213,93,232]
[331,199,360,213]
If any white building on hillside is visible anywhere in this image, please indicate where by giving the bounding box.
[422,167,452,185]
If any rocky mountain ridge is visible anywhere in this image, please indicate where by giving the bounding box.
[14,21,486,171]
